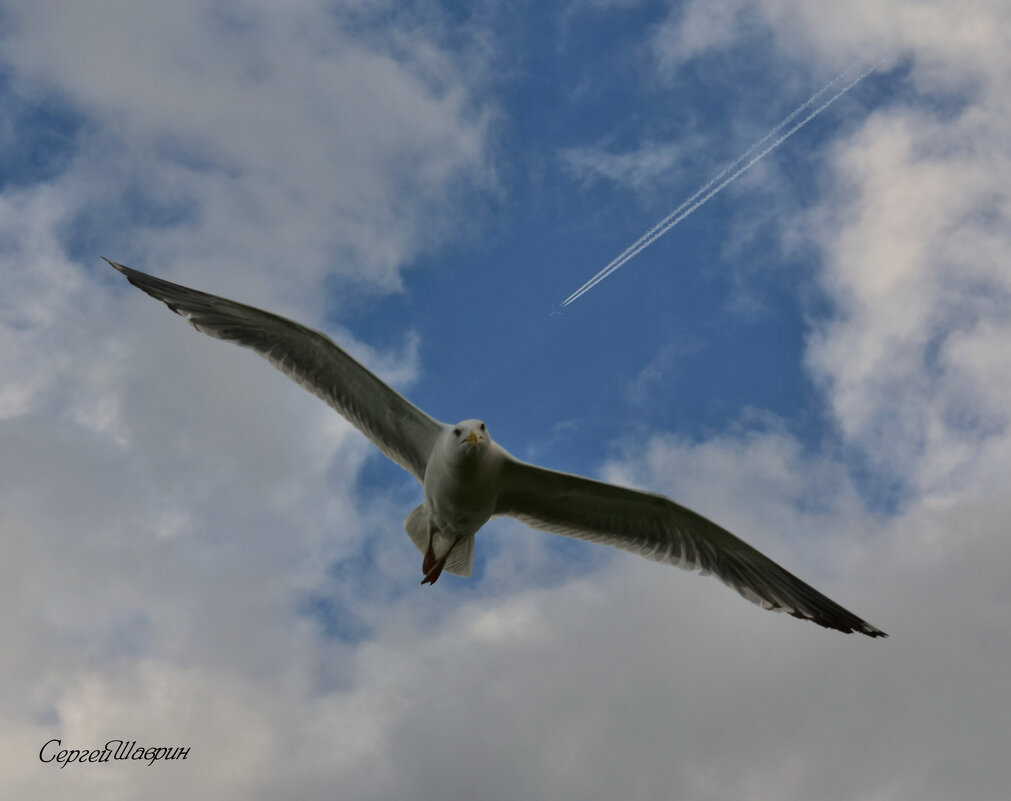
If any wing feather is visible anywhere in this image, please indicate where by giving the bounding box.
[106,259,443,481]
[495,457,886,637]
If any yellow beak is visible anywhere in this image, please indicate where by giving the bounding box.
[465,430,481,446]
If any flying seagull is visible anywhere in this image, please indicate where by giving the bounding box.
[106,258,886,637]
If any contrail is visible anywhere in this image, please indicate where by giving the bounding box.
[560,59,883,308]
[564,60,862,301]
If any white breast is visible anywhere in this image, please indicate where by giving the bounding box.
[423,431,504,537]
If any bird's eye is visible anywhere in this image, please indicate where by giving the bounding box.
[479,423,486,431]
[453,428,461,436]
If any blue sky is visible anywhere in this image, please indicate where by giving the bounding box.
[355,13,879,468]
[3,2,1011,799]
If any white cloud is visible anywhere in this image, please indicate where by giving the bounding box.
[648,0,1011,495]
[653,1,766,73]
[560,139,696,195]
[622,337,704,408]
[805,102,1011,493]
[9,424,1011,800]
[1,0,493,300]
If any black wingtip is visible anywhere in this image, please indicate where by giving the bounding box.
[829,614,888,638]
[840,618,887,638]
[103,256,129,274]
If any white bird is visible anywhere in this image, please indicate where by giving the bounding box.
[106,259,886,637]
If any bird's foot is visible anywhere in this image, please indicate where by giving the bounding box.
[421,538,443,584]
[420,537,459,586]
[421,559,445,585]
[423,543,437,576]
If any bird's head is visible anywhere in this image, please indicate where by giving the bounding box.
[450,419,489,457]
[425,420,499,490]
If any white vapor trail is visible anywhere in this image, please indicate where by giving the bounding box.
[560,59,883,308]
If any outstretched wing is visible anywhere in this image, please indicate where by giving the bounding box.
[107,259,443,482]
[495,457,885,637]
